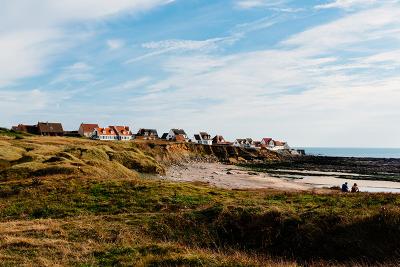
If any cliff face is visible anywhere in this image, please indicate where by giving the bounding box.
[134,142,284,165]
[0,137,284,180]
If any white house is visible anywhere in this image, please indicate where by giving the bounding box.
[233,138,255,148]
[193,132,212,145]
[112,126,133,141]
[261,138,275,149]
[166,129,189,142]
[91,126,132,141]
[92,127,118,141]
[271,140,290,151]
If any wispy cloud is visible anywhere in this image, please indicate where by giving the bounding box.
[0,0,174,87]
[106,39,125,50]
[123,3,400,146]
[235,0,287,9]
[50,62,94,85]
[315,0,378,10]
[126,37,238,63]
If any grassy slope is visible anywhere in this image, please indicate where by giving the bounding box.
[0,133,400,266]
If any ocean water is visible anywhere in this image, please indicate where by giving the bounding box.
[296,147,400,159]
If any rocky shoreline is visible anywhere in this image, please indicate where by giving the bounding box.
[244,155,400,182]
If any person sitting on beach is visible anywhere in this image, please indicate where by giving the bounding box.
[351,183,360,193]
[341,182,349,192]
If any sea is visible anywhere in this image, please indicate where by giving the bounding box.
[296,147,400,159]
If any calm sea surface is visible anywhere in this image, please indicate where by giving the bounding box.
[296,147,400,159]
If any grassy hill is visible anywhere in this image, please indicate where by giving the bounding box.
[0,134,400,266]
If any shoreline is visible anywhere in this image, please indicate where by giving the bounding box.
[162,162,400,193]
[297,147,400,159]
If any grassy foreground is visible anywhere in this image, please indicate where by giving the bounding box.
[0,131,400,266]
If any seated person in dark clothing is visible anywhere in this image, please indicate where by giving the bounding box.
[351,183,360,193]
[341,182,349,192]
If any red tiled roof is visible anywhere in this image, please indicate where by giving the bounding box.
[274,141,286,146]
[111,126,131,136]
[262,138,273,143]
[95,127,117,136]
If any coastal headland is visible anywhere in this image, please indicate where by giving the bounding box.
[1,130,400,266]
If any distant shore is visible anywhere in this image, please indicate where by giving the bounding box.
[298,147,400,159]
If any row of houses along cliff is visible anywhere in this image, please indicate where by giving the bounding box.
[11,122,301,154]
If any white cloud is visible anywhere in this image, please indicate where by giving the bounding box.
[127,37,237,63]
[107,39,125,50]
[315,0,378,10]
[236,0,287,9]
[50,62,94,85]
[123,3,400,147]
[0,88,75,127]
[0,0,174,87]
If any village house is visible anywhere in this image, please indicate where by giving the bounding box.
[233,138,255,148]
[193,132,212,145]
[78,123,99,138]
[136,129,159,140]
[112,126,132,141]
[37,122,64,136]
[254,141,262,149]
[272,140,290,150]
[261,138,275,149]
[165,129,189,142]
[92,127,118,141]
[11,122,64,136]
[12,124,39,135]
[212,135,231,146]
[92,126,132,141]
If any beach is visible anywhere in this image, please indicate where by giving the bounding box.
[163,161,400,193]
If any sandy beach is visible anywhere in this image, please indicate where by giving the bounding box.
[163,162,400,193]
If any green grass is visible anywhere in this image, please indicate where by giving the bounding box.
[0,135,400,266]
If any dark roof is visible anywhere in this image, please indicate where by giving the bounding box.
[161,133,168,139]
[13,124,38,134]
[137,128,158,136]
[194,134,201,141]
[37,122,63,133]
[212,135,226,143]
[199,132,211,140]
[171,129,186,135]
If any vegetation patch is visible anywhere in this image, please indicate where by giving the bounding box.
[111,151,166,174]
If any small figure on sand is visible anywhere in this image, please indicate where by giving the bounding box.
[341,182,349,192]
[351,183,360,193]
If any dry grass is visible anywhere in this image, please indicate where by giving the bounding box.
[0,135,399,266]
[0,216,300,266]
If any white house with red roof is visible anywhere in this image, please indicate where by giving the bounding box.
[112,126,132,141]
[91,126,132,141]
[272,140,290,150]
[261,138,275,148]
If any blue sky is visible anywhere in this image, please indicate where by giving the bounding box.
[1,0,400,147]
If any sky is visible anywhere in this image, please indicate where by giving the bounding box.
[1,0,400,148]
